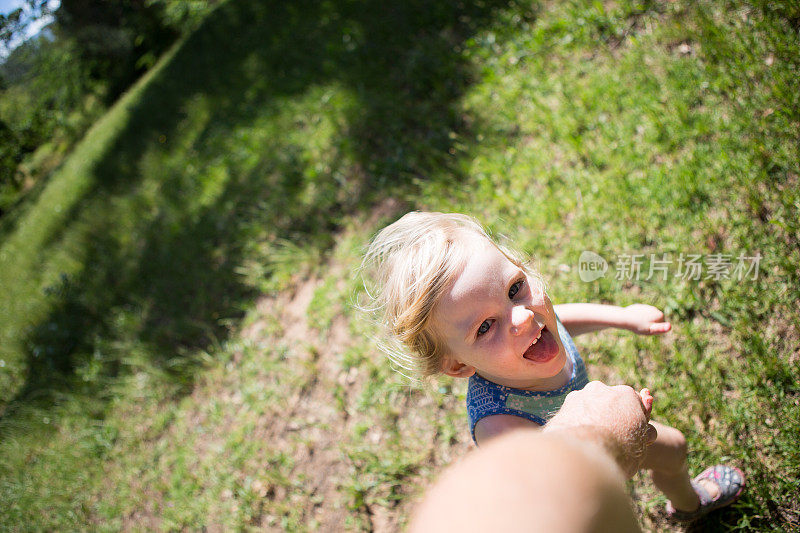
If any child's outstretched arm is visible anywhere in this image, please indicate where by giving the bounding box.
[553,303,671,337]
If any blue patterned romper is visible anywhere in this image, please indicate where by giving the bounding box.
[466,317,590,443]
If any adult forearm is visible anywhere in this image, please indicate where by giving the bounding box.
[410,429,641,533]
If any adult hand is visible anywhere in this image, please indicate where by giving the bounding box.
[544,381,657,477]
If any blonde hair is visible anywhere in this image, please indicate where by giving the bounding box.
[360,211,538,382]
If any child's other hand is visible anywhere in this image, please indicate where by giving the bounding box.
[639,388,653,417]
[623,304,671,335]
[639,388,657,445]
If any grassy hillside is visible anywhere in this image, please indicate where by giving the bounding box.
[1,0,798,530]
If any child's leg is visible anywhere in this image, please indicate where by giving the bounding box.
[641,421,704,512]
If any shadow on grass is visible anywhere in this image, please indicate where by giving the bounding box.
[684,497,760,533]
[2,0,537,419]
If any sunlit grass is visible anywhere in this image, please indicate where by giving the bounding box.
[0,0,798,530]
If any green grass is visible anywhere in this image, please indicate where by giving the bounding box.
[1,0,798,530]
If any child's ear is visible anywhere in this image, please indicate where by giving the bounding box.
[441,356,475,378]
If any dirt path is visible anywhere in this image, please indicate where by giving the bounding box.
[239,271,466,531]
[235,213,474,530]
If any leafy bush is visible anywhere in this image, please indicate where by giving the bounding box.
[0,1,216,217]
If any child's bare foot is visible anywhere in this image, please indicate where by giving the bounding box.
[666,465,746,521]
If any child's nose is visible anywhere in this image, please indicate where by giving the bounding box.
[509,305,533,335]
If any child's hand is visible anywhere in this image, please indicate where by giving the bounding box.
[639,388,653,417]
[622,304,671,335]
[639,388,657,445]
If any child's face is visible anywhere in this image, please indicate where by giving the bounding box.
[432,238,567,390]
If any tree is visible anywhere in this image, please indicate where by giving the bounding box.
[0,0,214,218]
[54,0,178,99]
[1,1,56,57]
[1,8,26,53]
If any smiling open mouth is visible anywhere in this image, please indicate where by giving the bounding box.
[522,326,559,362]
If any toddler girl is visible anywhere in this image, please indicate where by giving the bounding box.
[362,211,744,521]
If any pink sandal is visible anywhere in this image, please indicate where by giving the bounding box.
[666,465,746,522]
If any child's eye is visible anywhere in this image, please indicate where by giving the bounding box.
[508,279,524,299]
[477,319,493,336]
